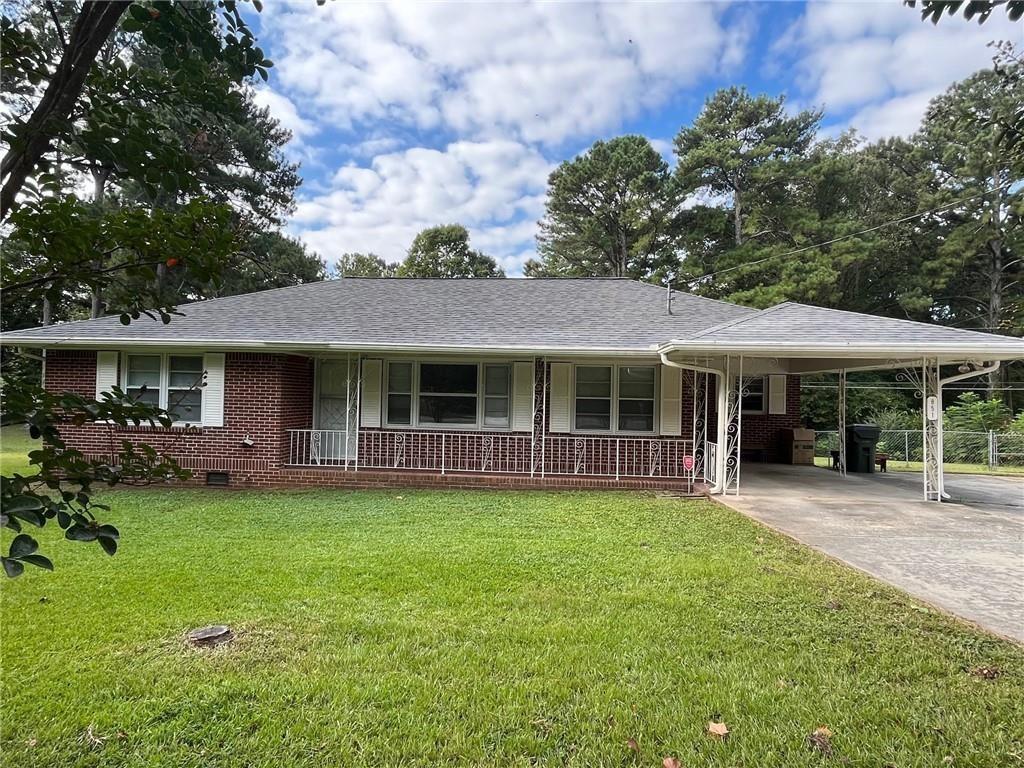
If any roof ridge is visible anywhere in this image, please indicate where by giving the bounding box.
[631,280,762,313]
[777,301,1012,338]
[683,302,779,340]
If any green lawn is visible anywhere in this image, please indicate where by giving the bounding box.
[3,483,1023,767]
[813,455,1024,476]
[1,424,35,475]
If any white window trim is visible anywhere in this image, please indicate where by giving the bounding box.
[122,352,205,426]
[383,360,514,431]
[740,376,767,415]
[571,363,658,435]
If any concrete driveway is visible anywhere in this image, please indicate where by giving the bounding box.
[718,464,1024,642]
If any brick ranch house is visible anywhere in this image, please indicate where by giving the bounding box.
[4,278,1023,498]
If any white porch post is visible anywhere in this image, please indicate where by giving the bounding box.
[714,367,729,494]
[722,355,744,495]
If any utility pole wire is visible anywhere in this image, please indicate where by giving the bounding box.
[687,180,1017,284]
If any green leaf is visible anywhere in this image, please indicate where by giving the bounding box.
[5,495,44,515]
[20,553,54,571]
[2,558,24,578]
[66,524,98,542]
[9,534,38,558]
[99,537,118,556]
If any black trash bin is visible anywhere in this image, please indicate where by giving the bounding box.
[845,424,881,473]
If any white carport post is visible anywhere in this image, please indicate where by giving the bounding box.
[837,369,847,477]
[922,359,942,501]
[924,359,1002,502]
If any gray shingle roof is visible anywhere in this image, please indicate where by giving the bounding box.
[3,280,1022,358]
[1,278,756,352]
[677,302,1024,352]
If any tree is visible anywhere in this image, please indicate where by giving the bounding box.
[336,252,398,278]
[0,0,275,577]
[944,392,1012,431]
[397,225,504,278]
[3,2,306,322]
[674,88,821,248]
[915,69,1023,396]
[1,0,272,217]
[905,0,1024,23]
[210,233,325,296]
[530,136,680,280]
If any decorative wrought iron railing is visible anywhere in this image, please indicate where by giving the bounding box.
[286,429,701,480]
[287,429,352,467]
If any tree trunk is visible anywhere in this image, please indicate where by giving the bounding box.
[986,151,1004,398]
[733,180,743,246]
[89,168,109,318]
[0,2,129,219]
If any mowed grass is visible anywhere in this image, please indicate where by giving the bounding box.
[2,487,1023,767]
[1,424,35,476]
[812,454,1024,476]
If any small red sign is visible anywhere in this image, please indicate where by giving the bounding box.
[682,455,695,471]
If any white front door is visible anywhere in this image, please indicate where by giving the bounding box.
[317,358,357,460]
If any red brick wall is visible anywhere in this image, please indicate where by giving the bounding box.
[676,370,802,461]
[45,350,312,485]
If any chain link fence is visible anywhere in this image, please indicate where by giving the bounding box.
[814,430,1024,471]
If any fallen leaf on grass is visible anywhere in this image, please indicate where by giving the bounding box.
[25,738,37,748]
[970,666,1001,680]
[663,757,682,768]
[626,737,640,753]
[81,725,104,748]
[707,721,729,739]
[808,726,833,755]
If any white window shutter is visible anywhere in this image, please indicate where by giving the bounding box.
[511,361,534,432]
[360,359,382,427]
[768,375,787,415]
[95,351,119,398]
[659,365,682,436]
[549,362,571,433]
[202,353,226,427]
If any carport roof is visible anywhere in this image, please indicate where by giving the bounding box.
[659,302,1024,361]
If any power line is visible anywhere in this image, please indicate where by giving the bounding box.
[687,181,1015,284]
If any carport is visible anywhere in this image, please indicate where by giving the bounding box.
[658,302,1024,501]
[717,462,1024,641]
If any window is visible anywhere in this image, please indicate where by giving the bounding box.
[574,366,612,430]
[383,361,513,429]
[125,354,204,423]
[483,364,510,427]
[618,366,656,431]
[740,376,765,414]
[573,364,657,433]
[419,363,478,425]
[126,355,161,406]
[386,362,413,425]
[167,356,204,423]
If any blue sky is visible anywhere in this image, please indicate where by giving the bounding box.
[244,1,1018,276]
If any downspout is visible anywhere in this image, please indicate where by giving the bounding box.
[935,360,1001,500]
[659,351,727,494]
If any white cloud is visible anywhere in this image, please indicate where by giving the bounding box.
[263,1,738,146]
[289,140,552,275]
[780,3,1018,139]
[251,86,317,141]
